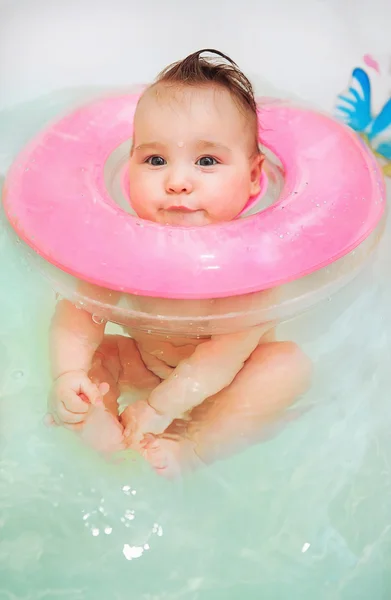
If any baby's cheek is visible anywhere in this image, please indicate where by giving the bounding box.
[130,176,160,218]
[210,175,249,220]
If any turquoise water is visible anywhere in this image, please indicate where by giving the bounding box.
[2,91,391,599]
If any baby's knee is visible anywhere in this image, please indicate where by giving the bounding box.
[93,335,122,379]
[117,337,161,389]
[116,335,139,364]
[280,341,311,373]
[254,341,312,386]
[255,339,305,361]
[95,335,121,360]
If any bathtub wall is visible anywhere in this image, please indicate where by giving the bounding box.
[0,0,390,111]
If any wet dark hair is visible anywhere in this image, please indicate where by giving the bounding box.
[154,48,260,151]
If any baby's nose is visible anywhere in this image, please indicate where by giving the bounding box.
[165,169,193,194]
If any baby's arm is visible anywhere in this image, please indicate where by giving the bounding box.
[50,298,107,379]
[123,325,269,442]
[48,285,120,426]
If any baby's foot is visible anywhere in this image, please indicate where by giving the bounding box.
[141,433,204,479]
[121,400,174,447]
[79,404,125,453]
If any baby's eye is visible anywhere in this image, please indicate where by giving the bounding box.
[146,155,166,166]
[196,156,218,167]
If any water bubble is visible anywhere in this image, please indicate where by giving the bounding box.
[123,544,144,560]
[92,314,106,325]
[12,370,24,380]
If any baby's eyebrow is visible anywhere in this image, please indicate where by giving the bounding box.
[133,140,232,154]
[134,142,166,152]
[197,140,232,154]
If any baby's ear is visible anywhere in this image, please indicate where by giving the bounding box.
[249,153,264,197]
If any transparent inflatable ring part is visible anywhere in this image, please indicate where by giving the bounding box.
[2,93,386,300]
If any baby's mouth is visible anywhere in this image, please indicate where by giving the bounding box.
[159,208,208,226]
[166,206,196,213]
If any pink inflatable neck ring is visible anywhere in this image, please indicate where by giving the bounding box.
[3,94,386,299]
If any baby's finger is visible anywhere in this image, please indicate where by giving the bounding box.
[47,409,85,430]
[43,413,58,427]
[140,433,157,449]
[80,378,104,406]
[57,402,88,424]
[63,422,84,432]
[123,421,136,440]
[59,392,90,414]
[98,382,110,396]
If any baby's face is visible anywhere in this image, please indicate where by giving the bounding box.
[129,85,263,226]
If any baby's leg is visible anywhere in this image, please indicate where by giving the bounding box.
[88,334,160,407]
[143,342,312,477]
[80,335,161,453]
[89,335,122,414]
[77,335,125,452]
[189,341,312,461]
[116,336,161,401]
[59,333,159,453]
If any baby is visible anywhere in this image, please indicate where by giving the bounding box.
[47,49,312,477]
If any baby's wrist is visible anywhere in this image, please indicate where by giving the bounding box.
[52,368,88,383]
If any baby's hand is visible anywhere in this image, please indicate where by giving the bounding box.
[46,370,108,429]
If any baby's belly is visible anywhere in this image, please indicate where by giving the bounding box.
[119,295,211,368]
[126,330,208,369]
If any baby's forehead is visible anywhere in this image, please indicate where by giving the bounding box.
[132,84,256,154]
[135,83,248,124]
